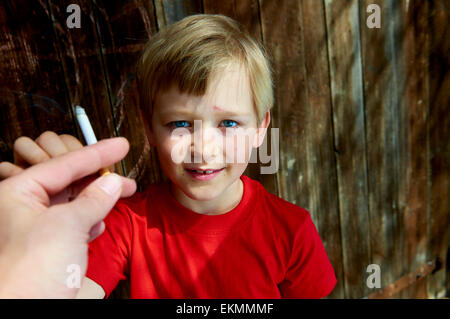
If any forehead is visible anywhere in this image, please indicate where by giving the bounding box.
[155,63,253,115]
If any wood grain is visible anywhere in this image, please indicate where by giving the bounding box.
[299,0,344,298]
[396,0,430,298]
[324,0,371,298]
[154,0,203,27]
[360,0,403,292]
[0,0,76,161]
[202,0,261,40]
[47,0,124,175]
[427,0,450,299]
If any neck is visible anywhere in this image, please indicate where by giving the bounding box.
[170,178,244,215]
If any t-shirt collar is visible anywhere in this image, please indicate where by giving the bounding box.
[159,174,257,235]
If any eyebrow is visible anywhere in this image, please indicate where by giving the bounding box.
[159,108,253,118]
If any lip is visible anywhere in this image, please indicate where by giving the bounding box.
[185,167,224,181]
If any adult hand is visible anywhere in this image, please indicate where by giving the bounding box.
[0,137,136,298]
[0,131,115,205]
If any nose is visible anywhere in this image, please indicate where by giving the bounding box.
[192,123,222,164]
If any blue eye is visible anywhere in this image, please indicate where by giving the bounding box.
[171,121,190,128]
[221,120,238,128]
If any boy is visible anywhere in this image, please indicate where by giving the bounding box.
[2,14,336,298]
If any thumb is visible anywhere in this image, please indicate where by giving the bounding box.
[65,173,123,232]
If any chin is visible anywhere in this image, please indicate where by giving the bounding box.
[180,184,224,202]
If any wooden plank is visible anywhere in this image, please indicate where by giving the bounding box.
[202,0,261,40]
[0,1,76,161]
[324,0,371,298]
[359,0,404,292]
[394,0,430,298]
[427,0,450,299]
[299,0,344,299]
[154,0,203,27]
[47,0,124,175]
[91,0,163,191]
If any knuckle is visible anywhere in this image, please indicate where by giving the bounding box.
[80,187,106,210]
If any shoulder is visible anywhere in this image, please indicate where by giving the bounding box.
[244,176,325,270]
[107,181,164,220]
[245,175,312,229]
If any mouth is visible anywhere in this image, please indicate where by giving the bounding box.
[184,167,225,181]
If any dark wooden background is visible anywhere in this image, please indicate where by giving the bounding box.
[0,0,449,299]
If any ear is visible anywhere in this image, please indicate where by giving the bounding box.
[139,107,156,147]
[252,110,271,148]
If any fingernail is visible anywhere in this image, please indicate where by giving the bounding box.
[97,173,122,195]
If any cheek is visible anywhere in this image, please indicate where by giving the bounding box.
[156,132,191,165]
[223,132,255,164]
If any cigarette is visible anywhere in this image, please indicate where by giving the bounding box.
[75,105,111,176]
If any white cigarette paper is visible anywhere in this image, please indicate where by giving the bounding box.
[75,105,111,176]
[75,105,98,145]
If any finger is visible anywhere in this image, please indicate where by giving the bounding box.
[120,177,137,197]
[0,162,24,180]
[15,137,130,197]
[35,131,69,157]
[64,173,123,230]
[50,174,136,205]
[68,175,137,199]
[88,221,105,242]
[60,134,84,152]
[62,134,115,174]
[14,136,50,166]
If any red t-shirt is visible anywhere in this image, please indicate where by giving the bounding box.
[86,174,337,298]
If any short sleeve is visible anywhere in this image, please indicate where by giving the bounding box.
[85,200,132,298]
[278,214,337,298]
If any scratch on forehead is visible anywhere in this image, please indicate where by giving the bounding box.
[213,105,224,111]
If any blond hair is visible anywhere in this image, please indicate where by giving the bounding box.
[136,14,274,123]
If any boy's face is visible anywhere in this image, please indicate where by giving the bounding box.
[143,63,269,203]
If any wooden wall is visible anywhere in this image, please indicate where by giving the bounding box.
[0,0,449,299]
